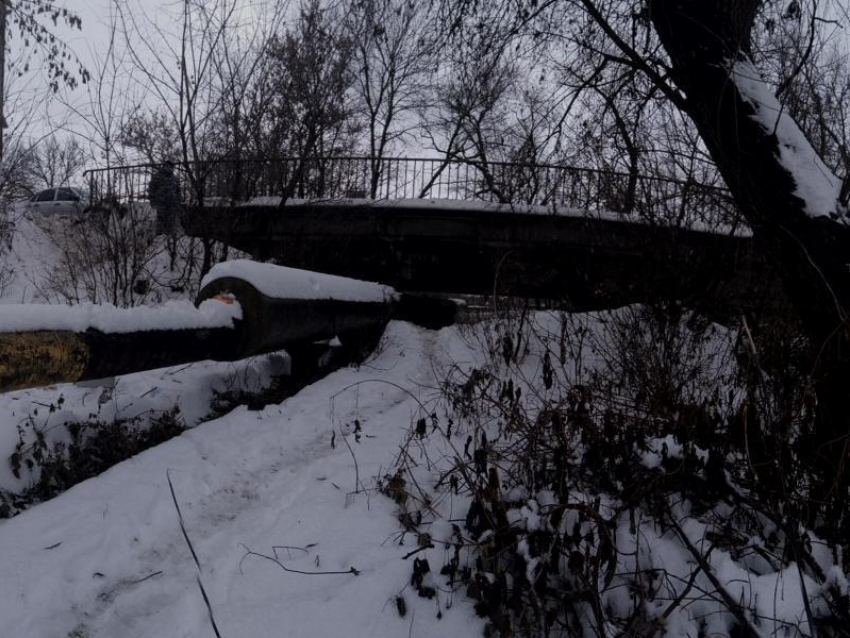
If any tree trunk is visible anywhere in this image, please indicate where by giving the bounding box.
[0,0,7,163]
[648,0,850,536]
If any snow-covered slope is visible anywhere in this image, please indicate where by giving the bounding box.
[0,212,65,304]
[0,211,844,638]
[0,218,480,636]
[0,321,483,638]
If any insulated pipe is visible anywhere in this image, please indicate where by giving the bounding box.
[0,301,242,392]
[196,260,397,357]
[0,325,241,392]
[0,262,399,393]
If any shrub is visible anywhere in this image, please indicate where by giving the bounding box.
[1,404,185,516]
[383,302,850,637]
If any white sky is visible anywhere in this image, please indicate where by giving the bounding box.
[6,0,148,145]
[8,0,277,155]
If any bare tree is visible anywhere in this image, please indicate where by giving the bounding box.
[762,11,850,194]
[120,0,235,184]
[59,10,141,179]
[640,0,850,534]
[0,25,81,292]
[45,203,159,307]
[25,135,86,188]
[0,86,39,203]
[119,108,180,165]
[119,0,263,276]
[438,0,850,537]
[347,0,433,197]
[259,0,359,203]
[418,39,519,200]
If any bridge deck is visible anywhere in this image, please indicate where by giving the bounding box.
[183,198,786,319]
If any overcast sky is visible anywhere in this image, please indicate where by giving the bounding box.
[6,0,149,142]
[6,0,278,162]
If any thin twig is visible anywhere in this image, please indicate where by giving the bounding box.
[166,469,223,638]
[340,426,363,493]
[127,570,164,585]
[238,544,360,577]
[401,545,433,560]
[167,469,201,572]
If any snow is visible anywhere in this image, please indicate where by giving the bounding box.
[0,353,291,494]
[640,434,708,469]
[0,321,483,638]
[0,298,241,334]
[202,259,399,304]
[0,213,843,637]
[0,211,248,307]
[731,57,843,219]
[0,215,486,635]
[0,215,237,333]
[0,212,66,304]
[0,301,842,637]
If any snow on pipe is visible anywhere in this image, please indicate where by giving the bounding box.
[0,261,398,392]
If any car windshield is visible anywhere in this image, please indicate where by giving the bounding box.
[34,189,55,202]
[56,188,80,201]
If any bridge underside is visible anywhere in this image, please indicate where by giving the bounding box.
[183,200,787,320]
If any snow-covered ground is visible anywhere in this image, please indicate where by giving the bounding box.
[0,213,845,637]
[0,320,484,638]
[0,217,482,636]
[0,211,66,305]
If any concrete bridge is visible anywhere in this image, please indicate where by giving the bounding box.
[84,157,787,319]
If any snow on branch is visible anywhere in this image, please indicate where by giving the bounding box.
[730,57,844,221]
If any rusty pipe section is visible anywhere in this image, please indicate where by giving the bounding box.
[0,263,399,393]
[0,326,245,392]
[0,331,90,391]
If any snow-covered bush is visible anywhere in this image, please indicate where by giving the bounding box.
[383,303,850,637]
[1,402,185,517]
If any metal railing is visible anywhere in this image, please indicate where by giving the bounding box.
[83,156,738,228]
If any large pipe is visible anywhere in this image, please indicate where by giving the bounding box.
[196,260,397,357]
[0,261,399,392]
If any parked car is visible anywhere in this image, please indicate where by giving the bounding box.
[24,187,90,217]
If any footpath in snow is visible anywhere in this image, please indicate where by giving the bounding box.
[0,321,483,638]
